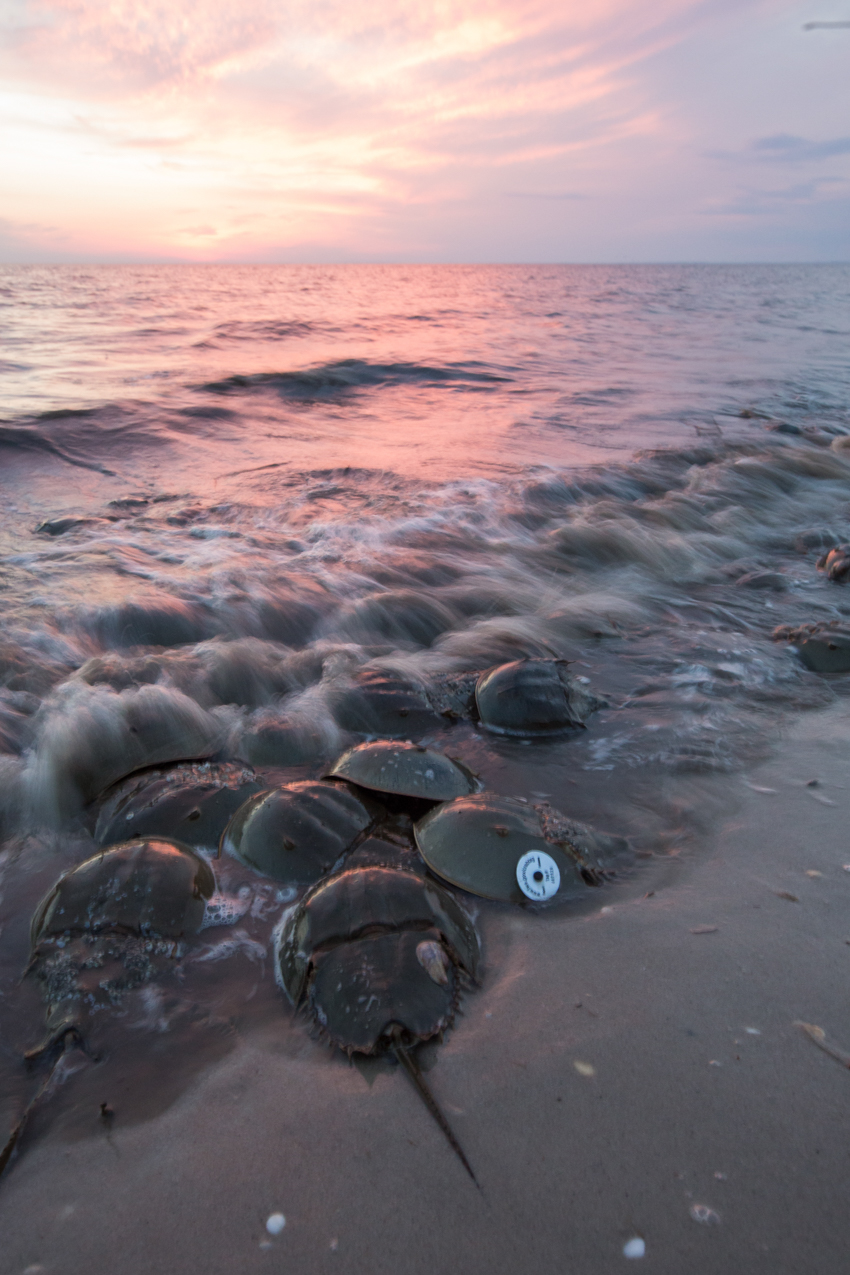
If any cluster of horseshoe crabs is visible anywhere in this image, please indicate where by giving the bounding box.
[3,658,626,1185]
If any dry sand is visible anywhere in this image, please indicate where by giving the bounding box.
[2,702,850,1275]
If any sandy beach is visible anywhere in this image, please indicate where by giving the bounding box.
[1,697,849,1275]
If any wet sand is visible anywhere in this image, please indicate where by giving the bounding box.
[2,702,850,1275]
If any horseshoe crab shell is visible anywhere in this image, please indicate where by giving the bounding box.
[327,741,478,802]
[277,864,479,1044]
[772,622,850,674]
[332,670,441,737]
[474,659,602,736]
[414,794,627,904]
[23,838,215,1079]
[33,684,225,822]
[221,780,382,886]
[31,839,215,946]
[816,545,850,582]
[95,761,263,851]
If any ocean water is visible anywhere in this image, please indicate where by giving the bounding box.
[2,262,850,1145]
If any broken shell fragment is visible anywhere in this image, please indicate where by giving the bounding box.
[474,659,602,736]
[416,938,451,986]
[414,794,627,904]
[221,779,382,886]
[327,740,477,802]
[95,761,263,851]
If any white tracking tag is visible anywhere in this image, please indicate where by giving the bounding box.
[516,849,560,901]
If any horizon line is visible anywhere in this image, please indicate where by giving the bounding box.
[2,259,849,268]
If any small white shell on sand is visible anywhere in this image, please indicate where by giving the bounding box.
[266,1213,286,1235]
[573,1060,596,1077]
[623,1237,646,1259]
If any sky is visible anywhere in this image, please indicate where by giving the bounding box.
[0,0,848,262]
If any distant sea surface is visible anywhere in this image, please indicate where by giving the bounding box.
[2,262,850,791]
[2,264,849,483]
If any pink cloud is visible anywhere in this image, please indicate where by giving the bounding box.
[1,0,847,261]
[7,0,277,90]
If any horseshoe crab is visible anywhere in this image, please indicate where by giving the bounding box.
[773,621,850,673]
[30,838,214,1019]
[95,761,263,851]
[277,857,480,1180]
[35,684,224,820]
[237,712,325,768]
[2,839,214,1181]
[327,741,478,802]
[414,794,628,904]
[817,545,850,582]
[221,780,383,886]
[332,669,441,737]
[474,659,602,736]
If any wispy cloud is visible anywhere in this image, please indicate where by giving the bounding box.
[709,133,850,163]
[703,176,847,217]
[753,133,850,161]
[5,0,278,90]
[0,0,847,260]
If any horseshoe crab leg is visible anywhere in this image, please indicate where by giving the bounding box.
[390,1032,478,1186]
[0,1028,88,1184]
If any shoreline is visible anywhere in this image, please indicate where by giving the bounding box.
[2,700,850,1273]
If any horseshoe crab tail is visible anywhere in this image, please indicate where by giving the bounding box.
[390,1033,478,1187]
[1,1028,86,1185]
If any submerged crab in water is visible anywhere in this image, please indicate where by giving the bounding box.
[817,544,850,583]
[276,847,481,1181]
[473,659,603,737]
[427,658,604,736]
[773,620,850,674]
